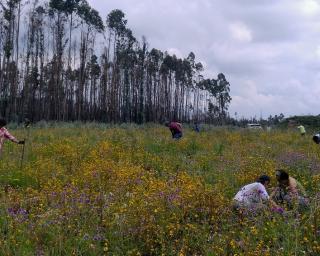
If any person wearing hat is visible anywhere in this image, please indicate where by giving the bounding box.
[271,169,309,210]
[233,175,282,214]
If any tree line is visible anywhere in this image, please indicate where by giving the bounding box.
[0,0,232,124]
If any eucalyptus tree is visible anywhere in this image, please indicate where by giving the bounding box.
[118,29,137,122]
[0,3,232,124]
[87,54,101,119]
[215,73,231,123]
[47,0,103,120]
[145,48,163,121]
[76,0,104,120]
[106,9,128,122]
[0,0,22,119]
[204,73,231,124]
[192,62,204,121]
[180,57,193,121]
[48,0,68,120]
[23,4,46,121]
[137,37,147,124]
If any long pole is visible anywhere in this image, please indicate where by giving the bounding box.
[19,143,25,170]
[19,119,30,171]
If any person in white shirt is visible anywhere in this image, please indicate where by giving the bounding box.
[233,175,281,214]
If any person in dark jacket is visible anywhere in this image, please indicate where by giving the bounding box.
[313,133,320,144]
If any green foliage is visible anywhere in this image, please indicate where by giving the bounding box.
[281,115,320,131]
[106,9,127,34]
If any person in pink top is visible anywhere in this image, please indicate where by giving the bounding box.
[165,121,183,139]
[0,118,24,155]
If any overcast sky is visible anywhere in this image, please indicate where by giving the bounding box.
[87,0,320,118]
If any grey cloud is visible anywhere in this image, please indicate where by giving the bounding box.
[88,0,320,117]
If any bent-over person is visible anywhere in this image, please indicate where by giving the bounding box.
[0,118,24,156]
[271,169,309,211]
[233,175,282,215]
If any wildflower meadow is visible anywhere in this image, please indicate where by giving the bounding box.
[0,124,319,255]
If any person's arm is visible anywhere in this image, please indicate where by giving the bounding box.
[268,198,282,210]
[269,189,285,212]
[288,178,299,198]
[3,128,24,144]
[258,184,269,201]
[259,184,284,211]
[269,187,277,199]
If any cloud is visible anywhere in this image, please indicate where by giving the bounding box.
[87,0,320,118]
[167,48,183,58]
[299,0,320,16]
[229,22,253,42]
[316,46,320,58]
[229,79,319,118]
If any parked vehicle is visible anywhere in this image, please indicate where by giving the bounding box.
[247,123,262,129]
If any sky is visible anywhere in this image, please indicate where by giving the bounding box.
[87,0,320,118]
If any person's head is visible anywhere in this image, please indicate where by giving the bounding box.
[257,175,271,187]
[313,134,320,144]
[275,169,289,186]
[0,118,7,128]
[164,121,170,127]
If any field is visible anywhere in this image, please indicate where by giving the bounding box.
[0,124,320,255]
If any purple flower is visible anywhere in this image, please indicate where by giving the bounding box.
[271,207,284,214]
[7,207,29,222]
[93,234,104,241]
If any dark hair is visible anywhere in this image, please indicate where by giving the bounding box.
[275,169,289,181]
[257,175,270,185]
[0,118,7,127]
[313,134,320,144]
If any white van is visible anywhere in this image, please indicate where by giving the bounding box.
[247,123,262,129]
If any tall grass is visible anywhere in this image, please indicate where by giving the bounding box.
[0,125,319,255]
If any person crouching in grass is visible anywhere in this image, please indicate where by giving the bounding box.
[0,118,25,156]
[271,169,309,211]
[165,121,183,140]
[297,124,306,136]
[233,175,282,216]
